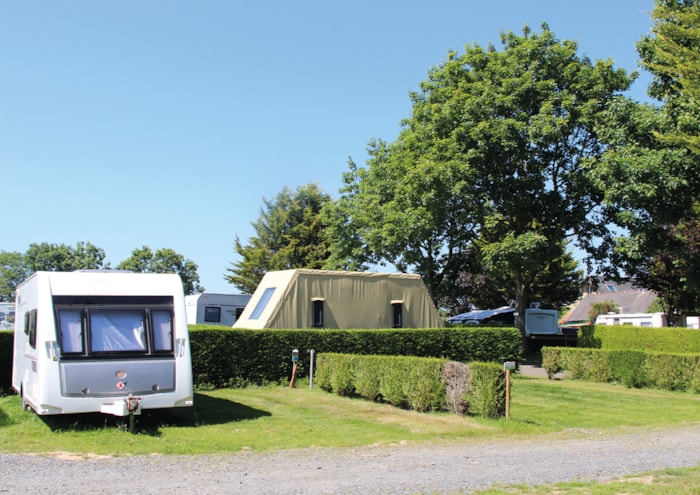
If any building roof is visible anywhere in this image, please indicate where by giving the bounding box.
[562,286,658,325]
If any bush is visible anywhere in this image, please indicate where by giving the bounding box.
[609,350,648,388]
[466,362,506,419]
[0,331,12,394]
[578,325,700,353]
[314,353,506,418]
[541,346,700,392]
[188,326,521,389]
[442,361,470,415]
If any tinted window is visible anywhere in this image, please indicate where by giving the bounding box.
[204,306,221,322]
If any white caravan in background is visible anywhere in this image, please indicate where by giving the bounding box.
[12,270,193,417]
[184,293,251,327]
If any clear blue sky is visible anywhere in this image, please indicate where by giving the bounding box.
[1,1,655,294]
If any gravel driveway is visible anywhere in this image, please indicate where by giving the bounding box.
[1,424,699,494]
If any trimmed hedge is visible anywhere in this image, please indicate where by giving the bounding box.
[0,331,12,394]
[315,352,507,417]
[190,326,521,388]
[578,325,700,353]
[542,346,700,392]
[0,326,521,391]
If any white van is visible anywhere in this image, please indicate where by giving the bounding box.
[12,270,193,417]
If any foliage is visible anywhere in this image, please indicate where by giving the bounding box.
[0,251,30,302]
[188,326,522,389]
[225,183,333,294]
[593,0,700,323]
[587,300,619,322]
[0,331,12,393]
[324,25,633,330]
[442,361,470,415]
[577,324,700,353]
[117,246,204,295]
[316,353,506,415]
[542,346,700,391]
[0,242,108,301]
[465,362,507,419]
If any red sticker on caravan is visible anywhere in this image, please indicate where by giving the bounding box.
[116,381,125,390]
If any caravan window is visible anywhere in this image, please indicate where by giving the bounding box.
[204,306,221,323]
[53,295,175,358]
[152,309,173,352]
[90,309,147,352]
[57,309,83,354]
[25,309,38,349]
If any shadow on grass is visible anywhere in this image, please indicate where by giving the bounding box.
[38,392,271,436]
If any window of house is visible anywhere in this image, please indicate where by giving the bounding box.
[250,287,275,320]
[204,306,221,323]
[391,301,403,328]
[312,299,324,328]
[606,285,617,292]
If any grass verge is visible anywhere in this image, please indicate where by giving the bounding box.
[0,375,698,456]
[473,465,700,494]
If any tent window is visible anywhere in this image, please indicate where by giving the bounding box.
[312,300,324,328]
[392,302,403,328]
[250,287,276,320]
[204,306,221,323]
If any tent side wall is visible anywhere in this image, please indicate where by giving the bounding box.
[261,270,441,329]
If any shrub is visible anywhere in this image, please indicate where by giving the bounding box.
[442,361,470,415]
[609,350,648,388]
[541,346,700,392]
[314,353,505,417]
[466,362,506,419]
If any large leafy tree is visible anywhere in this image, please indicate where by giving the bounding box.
[0,251,31,301]
[325,25,633,331]
[117,246,204,295]
[593,0,700,323]
[0,241,108,300]
[225,183,333,294]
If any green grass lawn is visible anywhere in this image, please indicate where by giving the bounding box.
[1,374,698,456]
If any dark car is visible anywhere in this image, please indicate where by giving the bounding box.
[446,304,516,326]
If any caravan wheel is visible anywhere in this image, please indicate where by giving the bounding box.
[20,387,32,412]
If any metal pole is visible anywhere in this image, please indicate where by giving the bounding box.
[505,369,511,419]
[309,349,315,389]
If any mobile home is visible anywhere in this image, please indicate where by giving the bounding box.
[12,270,193,416]
[594,312,667,327]
[184,293,251,326]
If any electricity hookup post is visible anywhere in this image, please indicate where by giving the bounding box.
[289,349,299,388]
[503,361,516,419]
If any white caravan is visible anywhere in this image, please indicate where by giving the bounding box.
[184,293,251,326]
[12,270,193,417]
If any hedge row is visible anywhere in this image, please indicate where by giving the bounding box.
[190,326,521,388]
[314,352,507,418]
[542,346,700,392]
[0,326,521,392]
[578,325,700,353]
[0,331,12,393]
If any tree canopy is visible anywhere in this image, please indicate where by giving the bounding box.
[592,0,700,323]
[325,25,632,330]
[117,246,204,295]
[225,183,333,294]
[0,242,203,299]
